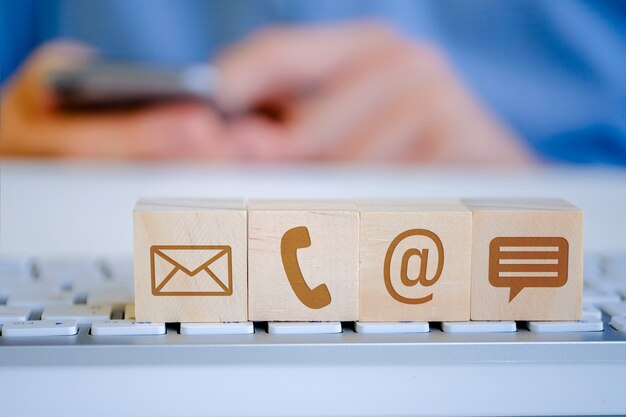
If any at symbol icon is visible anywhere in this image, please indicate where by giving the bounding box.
[384,229,444,304]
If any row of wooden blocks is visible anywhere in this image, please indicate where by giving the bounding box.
[133,198,583,323]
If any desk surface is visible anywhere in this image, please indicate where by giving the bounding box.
[1,160,625,254]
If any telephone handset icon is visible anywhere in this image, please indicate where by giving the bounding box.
[280,226,332,309]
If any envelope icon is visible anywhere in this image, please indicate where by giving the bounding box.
[150,245,233,296]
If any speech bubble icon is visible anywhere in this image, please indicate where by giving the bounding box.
[488,237,569,302]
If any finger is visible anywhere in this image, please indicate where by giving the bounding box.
[223,41,439,162]
[227,115,297,162]
[215,21,398,111]
[4,103,230,159]
[325,95,425,162]
[12,40,96,109]
[288,42,442,159]
[332,63,534,165]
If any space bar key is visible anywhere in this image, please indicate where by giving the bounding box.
[91,320,165,336]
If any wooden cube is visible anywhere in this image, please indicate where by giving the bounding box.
[464,198,583,321]
[133,198,247,322]
[248,200,359,321]
[358,199,472,322]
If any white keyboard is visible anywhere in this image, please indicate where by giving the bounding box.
[1,253,626,416]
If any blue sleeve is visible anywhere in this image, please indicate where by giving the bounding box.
[0,0,39,84]
[433,0,626,166]
[529,1,626,166]
[536,122,626,166]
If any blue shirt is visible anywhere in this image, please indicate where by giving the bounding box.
[1,0,625,165]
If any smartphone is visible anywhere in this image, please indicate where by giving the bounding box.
[47,61,217,110]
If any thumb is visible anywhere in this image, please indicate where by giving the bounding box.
[14,40,96,109]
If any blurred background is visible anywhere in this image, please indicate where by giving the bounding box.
[1,0,625,254]
[1,0,625,164]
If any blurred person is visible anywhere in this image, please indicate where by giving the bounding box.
[0,0,624,165]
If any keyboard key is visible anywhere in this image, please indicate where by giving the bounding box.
[42,304,112,325]
[0,255,32,276]
[600,302,626,318]
[2,320,78,337]
[527,318,604,333]
[180,322,254,335]
[0,270,32,283]
[7,293,74,311]
[585,280,626,294]
[0,306,30,324]
[605,253,626,280]
[124,304,136,320]
[35,256,105,287]
[86,289,133,306]
[355,322,429,334]
[267,322,342,335]
[583,253,606,281]
[582,305,602,321]
[73,282,132,298]
[582,289,621,305]
[102,257,134,282]
[610,316,626,332]
[0,282,60,298]
[36,274,76,290]
[442,321,517,333]
[90,320,165,336]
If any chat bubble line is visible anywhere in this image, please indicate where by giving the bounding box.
[499,259,559,265]
[498,271,559,278]
[498,246,561,252]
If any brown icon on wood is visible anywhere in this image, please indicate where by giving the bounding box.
[150,245,233,296]
[489,237,568,302]
[384,229,444,304]
[280,226,332,309]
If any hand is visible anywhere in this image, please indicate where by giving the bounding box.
[216,22,536,165]
[0,42,234,159]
